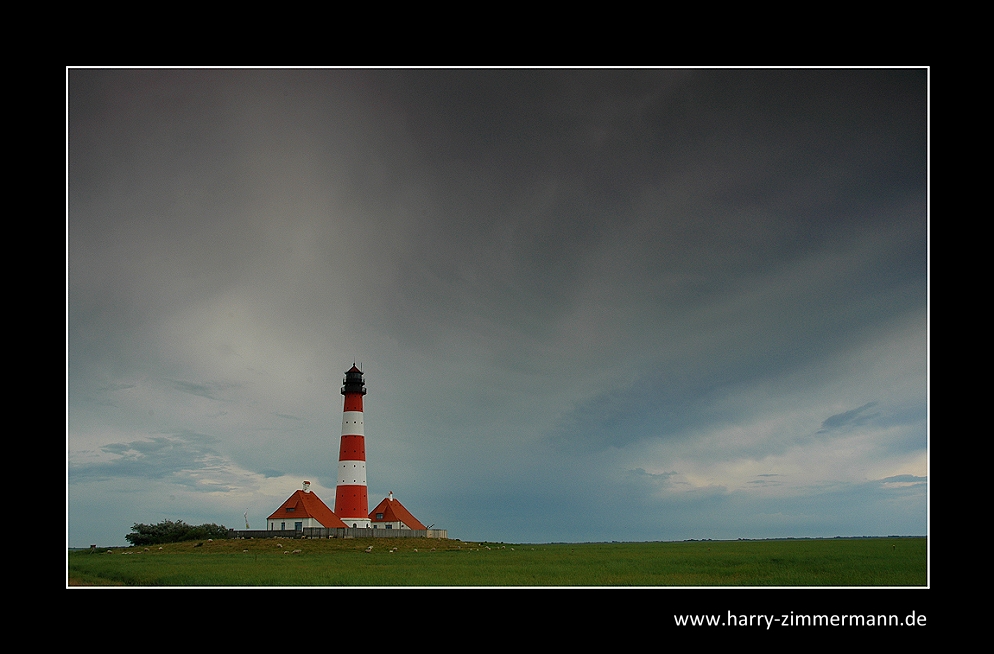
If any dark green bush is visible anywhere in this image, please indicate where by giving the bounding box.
[126,519,229,546]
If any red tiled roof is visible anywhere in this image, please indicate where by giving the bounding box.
[368,495,427,530]
[267,489,348,528]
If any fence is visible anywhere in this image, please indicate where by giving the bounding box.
[229,527,448,540]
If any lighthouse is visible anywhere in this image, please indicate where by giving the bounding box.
[335,364,371,528]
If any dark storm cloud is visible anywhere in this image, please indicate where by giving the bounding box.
[373,69,925,369]
[534,77,924,453]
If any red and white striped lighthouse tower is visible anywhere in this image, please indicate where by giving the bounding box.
[335,364,371,528]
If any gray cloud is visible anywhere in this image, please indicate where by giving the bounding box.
[170,380,239,401]
[881,474,927,484]
[818,402,881,434]
[69,430,230,490]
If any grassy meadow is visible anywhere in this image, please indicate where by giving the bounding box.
[68,536,927,587]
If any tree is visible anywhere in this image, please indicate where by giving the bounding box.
[126,519,229,546]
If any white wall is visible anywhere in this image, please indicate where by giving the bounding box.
[267,517,325,530]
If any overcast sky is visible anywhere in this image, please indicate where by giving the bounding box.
[67,68,928,547]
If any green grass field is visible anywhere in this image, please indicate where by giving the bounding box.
[67,536,927,586]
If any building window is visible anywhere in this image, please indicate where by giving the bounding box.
[385,524,392,529]
[376,513,384,519]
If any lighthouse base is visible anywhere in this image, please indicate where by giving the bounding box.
[338,517,371,529]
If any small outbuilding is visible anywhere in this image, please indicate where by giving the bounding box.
[369,491,427,531]
[267,481,348,532]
